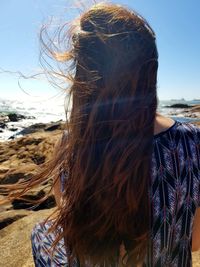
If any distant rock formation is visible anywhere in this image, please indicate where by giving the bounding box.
[165,103,191,108]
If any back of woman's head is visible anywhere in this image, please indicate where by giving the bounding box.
[54,3,159,267]
[70,3,158,124]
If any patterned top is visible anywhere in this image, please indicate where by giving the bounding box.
[31,121,200,267]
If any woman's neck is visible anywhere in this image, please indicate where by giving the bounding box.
[154,113,175,135]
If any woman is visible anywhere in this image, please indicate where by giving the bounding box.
[1,3,200,267]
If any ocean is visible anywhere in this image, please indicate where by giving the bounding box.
[0,97,200,141]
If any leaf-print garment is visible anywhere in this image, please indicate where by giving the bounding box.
[31,121,200,267]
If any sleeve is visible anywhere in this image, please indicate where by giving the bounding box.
[192,124,200,206]
[31,221,68,267]
[196,125,200,206]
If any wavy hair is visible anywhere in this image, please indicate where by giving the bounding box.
[0,3,158,266]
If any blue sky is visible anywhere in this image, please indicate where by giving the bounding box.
[0,0,199,101]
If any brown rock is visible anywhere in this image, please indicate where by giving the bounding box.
[0,130,62,173]
[193,251,200,267]
[12,186,56,211]
[191,105,200,113]
[0,208,55,267]
[0,172,32,185]
[0,167,9,174]
[0,196,12,212]
[0,209,32,230]
[17,137,43,146]
[0,164,36,184]
[30,153,46,165]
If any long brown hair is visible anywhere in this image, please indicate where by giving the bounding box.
[0,3,158,266]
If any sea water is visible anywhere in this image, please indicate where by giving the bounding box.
[0,97,199,141]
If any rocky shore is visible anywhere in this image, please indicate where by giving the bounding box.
[0,107,200,267]
[0,118,65,267]
[165,103,200,122]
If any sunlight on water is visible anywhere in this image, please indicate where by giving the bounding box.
[0,97,199,141]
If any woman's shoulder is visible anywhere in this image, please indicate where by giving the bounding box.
[154,114,200,142]
[175,121,200,137]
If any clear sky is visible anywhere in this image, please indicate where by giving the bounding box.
[0,0,199,101]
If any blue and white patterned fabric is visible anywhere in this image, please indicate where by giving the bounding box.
[31,121,200,267]
[31,221,76,267]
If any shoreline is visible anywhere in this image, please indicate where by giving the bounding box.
[0,103,200,141]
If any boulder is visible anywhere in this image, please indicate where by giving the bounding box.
[18,123,48,135]
[8,113,26,122]
[9,127,18,132]
[0,122,7,129]
[45,122,62,131]
[17,121,65,136]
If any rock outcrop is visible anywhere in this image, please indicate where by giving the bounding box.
[0,124,63,220]
[167,104,200,120]
[0,208,55,267]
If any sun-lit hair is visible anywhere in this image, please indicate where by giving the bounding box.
[0,2,158,266]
